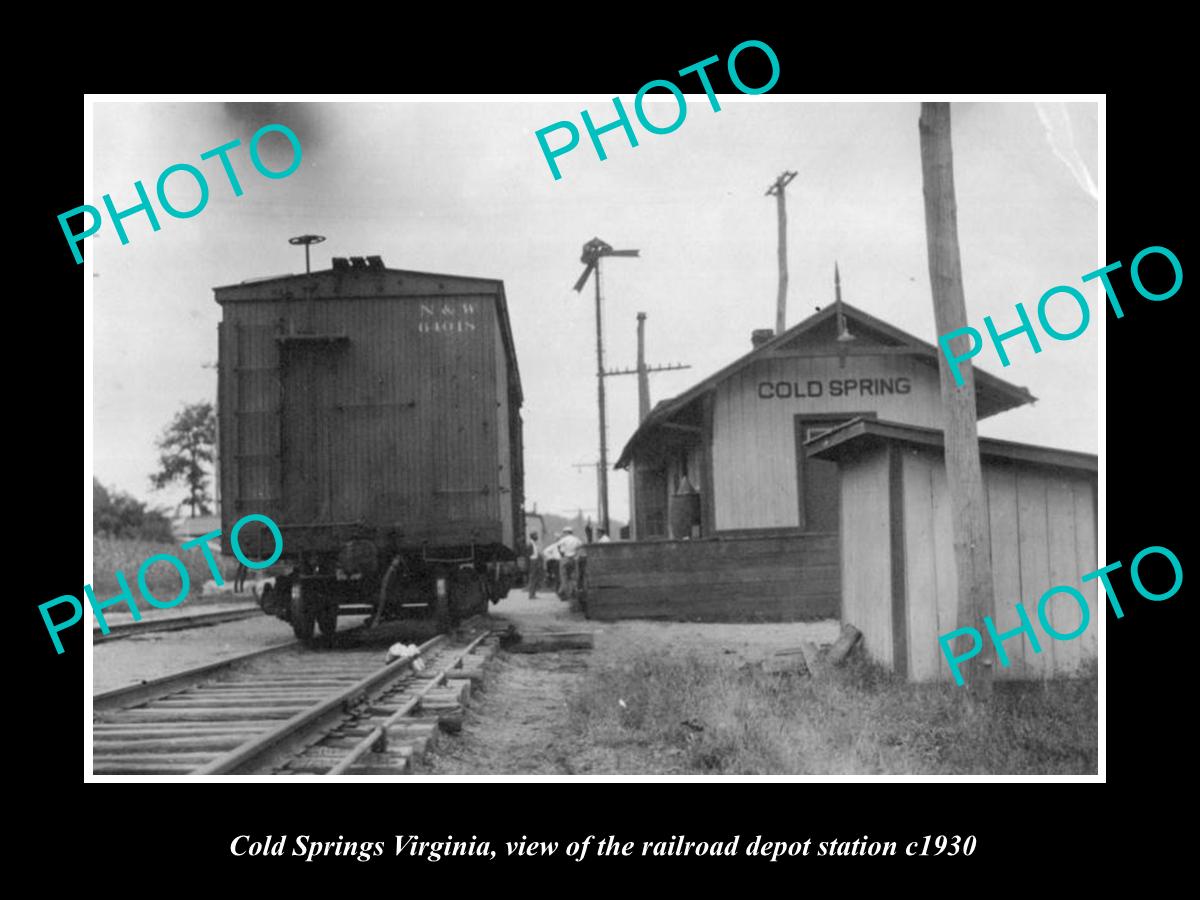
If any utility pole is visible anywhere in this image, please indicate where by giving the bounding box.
[637,313,650,421]
[606,313,691,422]
[765,171,798,334]
[919,102,995,701]
[571,461,604,531]
[573,238,640,536]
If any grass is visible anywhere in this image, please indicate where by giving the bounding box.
[568,650,1097,775]
[91,536,242,601]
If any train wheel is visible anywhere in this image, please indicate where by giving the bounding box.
[257,582,274,615]
[477,575,492,616]
[449,571,487,620]
[373,555,404,628]
[316,603,338,636]
[432,583,452,633]
[291,587,315,641]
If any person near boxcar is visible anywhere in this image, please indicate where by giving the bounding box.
[551,527,585,597]
[527,532,545,599]
[542,536,562,592]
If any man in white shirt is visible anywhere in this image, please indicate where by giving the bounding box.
[542,536,562,592]
[550,527,585,597]
[554,526,584,559]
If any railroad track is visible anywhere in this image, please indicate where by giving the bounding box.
[92,606,263,642]
[92,621,498,775]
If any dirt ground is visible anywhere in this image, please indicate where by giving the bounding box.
[419,590,840,775]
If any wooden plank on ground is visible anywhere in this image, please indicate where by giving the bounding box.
[504,631,595,653]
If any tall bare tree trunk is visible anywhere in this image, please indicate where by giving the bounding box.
[918,102,995,701]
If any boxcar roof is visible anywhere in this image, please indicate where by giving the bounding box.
[213,266,506,293]
[805,416,1097,473]
[213,264,523,404]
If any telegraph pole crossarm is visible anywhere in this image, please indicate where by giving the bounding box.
[605,363,691,376]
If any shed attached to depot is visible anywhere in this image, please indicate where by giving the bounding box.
[806,418,1098,682]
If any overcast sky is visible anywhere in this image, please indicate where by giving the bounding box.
[90,99,1098,524]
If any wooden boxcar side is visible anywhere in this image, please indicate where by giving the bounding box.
[214,264,523,562]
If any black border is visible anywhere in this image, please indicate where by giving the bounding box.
[23,27,1189,884]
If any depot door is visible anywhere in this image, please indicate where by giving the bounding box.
[793,416,864,533]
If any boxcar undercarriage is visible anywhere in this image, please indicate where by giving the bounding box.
[257,541,518,641]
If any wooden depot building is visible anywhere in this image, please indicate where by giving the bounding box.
[586,286,1099,681]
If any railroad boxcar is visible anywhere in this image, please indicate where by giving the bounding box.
[214,255,525,640]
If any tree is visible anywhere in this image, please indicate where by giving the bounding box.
[94,479,175,541]
[150,401,216,518]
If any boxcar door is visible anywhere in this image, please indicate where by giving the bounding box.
[280,341,341,524]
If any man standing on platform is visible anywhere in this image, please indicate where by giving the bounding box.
[527,531,544,599]
[551,527,585,598]
[543,535,562,593]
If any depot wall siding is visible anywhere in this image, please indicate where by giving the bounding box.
[711,354,944,531]
[839,444,894,669]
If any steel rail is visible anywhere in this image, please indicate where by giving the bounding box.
[93,607,263,642]
[93,640,302,712]
[325,631,489,775]
[193,634,448,775]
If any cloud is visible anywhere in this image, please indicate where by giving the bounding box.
[222,101,327,169]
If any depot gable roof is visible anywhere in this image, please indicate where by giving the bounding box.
[614,301,1036,469]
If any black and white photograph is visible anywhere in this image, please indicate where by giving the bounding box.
[81,95,1103,779]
